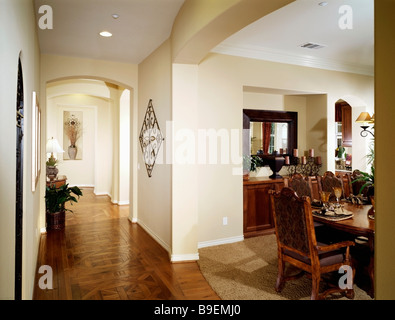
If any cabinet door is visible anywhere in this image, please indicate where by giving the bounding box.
[243,181,284,237]
[342,105,352,147]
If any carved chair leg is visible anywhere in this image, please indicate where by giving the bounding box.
[311,274,321,300]
[276,258,285,292]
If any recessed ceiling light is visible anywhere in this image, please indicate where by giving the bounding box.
[319,2,328,6]
[99,31,112,37]
[112,14,119,19]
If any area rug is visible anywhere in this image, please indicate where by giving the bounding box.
[197,234,373,300]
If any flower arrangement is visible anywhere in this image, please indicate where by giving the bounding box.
[64,114,82,148]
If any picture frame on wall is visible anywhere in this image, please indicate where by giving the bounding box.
[31,91,41,192]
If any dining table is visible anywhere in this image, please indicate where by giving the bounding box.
[312,200,375,298]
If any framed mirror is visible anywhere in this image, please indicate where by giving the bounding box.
[243,109,298,158]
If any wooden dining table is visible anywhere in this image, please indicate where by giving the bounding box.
[312,201,375,298]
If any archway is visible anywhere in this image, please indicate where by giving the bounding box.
[45,78,131,207]
[334,96,373,172]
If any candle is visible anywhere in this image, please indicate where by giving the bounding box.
[293,149,298,157]
[309,149,314,157]
[316,156,322,165]
[301,156,306,164]
[285,156,290,165]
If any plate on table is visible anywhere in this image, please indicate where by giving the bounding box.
[311,200,323,209]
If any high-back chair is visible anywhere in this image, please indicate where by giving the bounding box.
[351,170,369,196]
[269,187,355,300]
[337,172,353,198]
[307,176,323,201]
[321,171,343,201]
[285,174,312,199]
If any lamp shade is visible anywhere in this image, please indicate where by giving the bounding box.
[355,112,372,123]
[46,137,64,154]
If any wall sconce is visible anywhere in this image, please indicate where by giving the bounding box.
[355,112,374,137]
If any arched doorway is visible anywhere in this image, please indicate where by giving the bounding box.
[45,78,131,206]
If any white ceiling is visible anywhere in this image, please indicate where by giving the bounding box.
[34,0,374,76]
[212,0,374,76]
[34,0,185,64]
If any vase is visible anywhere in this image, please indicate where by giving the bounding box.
[68,146,77,160]
[46,165,58,181]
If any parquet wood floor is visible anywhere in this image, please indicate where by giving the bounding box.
[33,188,220,300]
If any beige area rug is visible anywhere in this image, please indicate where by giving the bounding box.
[197,234,373,300]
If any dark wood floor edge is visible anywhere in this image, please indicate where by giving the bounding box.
[31,232,47,299]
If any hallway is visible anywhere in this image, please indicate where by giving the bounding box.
[33,188,219,300]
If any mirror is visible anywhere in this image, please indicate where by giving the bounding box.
[243,109,298,157]
[250,121,289,155]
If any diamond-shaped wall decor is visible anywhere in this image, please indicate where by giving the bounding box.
[139,99,164,177]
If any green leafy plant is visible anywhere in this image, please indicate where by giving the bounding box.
[46,157,58,167]
[45,183,83,213]
[243,155,264,172]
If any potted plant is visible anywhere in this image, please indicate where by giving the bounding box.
[45,183,83,231]
[243,155,263,180]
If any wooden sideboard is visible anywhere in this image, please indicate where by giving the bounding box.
[46,175,67,189]
[243,177,285,238]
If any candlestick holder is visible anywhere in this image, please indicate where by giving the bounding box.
[285,156,322,177]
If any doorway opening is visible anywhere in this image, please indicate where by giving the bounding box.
[45,78,131,206]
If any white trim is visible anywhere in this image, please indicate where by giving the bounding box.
[117,200,129,206]
[171,253,199,263]
[198,235,244,249]
[212,43,374,76]
[136,219,171,253]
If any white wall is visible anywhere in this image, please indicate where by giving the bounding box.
[0,0,41,299]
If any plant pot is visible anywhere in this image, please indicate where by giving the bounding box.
[46,210,65,231]
[68,146,77,160]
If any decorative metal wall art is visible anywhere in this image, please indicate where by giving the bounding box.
[139,99,164,177]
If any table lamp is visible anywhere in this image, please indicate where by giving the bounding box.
[46,137,64,180]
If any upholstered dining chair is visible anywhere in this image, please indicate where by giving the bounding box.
[285,174,312,198]
[351,170,369,197]
[321,171,343,201]
[337,173,353,198]
[269,187,355,300]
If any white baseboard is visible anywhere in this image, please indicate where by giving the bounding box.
[170,253,199,263]
[117,201,129,206]
[198,235,244,249]
[136,219,171,253]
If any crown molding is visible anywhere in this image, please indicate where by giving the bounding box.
[212,43,374,76]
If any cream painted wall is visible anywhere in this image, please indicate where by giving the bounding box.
[137,39,172,252]
[196,53,374,245]
[0,0,41,299]
[171,0,294,63]
[375,0,395,300]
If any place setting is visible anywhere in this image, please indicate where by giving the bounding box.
[312,188,354,221]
